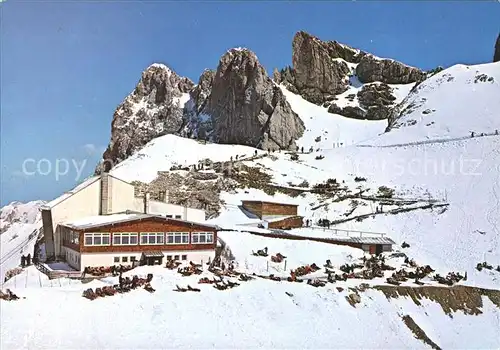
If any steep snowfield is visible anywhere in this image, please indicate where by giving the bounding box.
[364,62,500,147]
[280,85,387,150]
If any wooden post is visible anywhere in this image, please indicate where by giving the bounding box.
[284,260,287,271]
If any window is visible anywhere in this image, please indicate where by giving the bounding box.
[175,215,182,219]
[166,215,173,218]
[112,233,138,246]
[181,255,187,261]
[63,230,80,245]
[84,233,111,246]
[140,233,165,245]
[159,190,166,202]
[122,256,128,263]
[167,255,172,261]
[130,256,136,262]
[114,257,120,263]
[174,255,180,260]
[191,232,214,244]
[166,232,189,244]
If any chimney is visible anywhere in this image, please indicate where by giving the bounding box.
[100,172,110,215]
[143,192,150,214]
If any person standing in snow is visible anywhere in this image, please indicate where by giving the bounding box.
[26,254,31,266]
[21,255,25,268]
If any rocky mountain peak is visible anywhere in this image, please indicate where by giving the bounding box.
[494,33,500,63]
[98,63,194,172]
[203,47,305,150]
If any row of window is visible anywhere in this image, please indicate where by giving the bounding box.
[113,254,188,264]
[84,232,214,247]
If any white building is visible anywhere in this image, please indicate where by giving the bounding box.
[41,172,205,260]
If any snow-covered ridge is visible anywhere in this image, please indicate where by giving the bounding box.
[366,62,500,147]
[1,200,43,230]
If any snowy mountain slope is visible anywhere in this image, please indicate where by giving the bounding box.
[0,201,43,282]
[104,64,500,289]
[364,62,500,147]
[110,135,267,183]
[1,264,498,349]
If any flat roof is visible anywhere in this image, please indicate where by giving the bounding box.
[262,215,303,223]
[61,213,220,231]
[241,200,298,207]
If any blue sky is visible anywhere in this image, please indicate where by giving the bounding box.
[1,0,499,206]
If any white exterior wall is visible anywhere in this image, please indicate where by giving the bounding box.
[80,249,215,271]
[135,199,206,222]
[50,179,102,256]
[108,176,136,214]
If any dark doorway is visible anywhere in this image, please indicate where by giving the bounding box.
[375,245,383,255]
[140,251,164,266]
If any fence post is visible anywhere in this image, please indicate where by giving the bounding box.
[284,260,287,271]
[267,261,269,272]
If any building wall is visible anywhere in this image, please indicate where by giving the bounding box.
[49,178,102,257]
[108,175,136,214]
[80,249,214,270]
[268,216,303,229]
[241,201,298,218]
[241,201,264,218]
[261,202,298,216]
[75,219,217,254]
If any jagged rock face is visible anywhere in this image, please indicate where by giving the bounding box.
[494,34,500,63]
[190,69,214,114]
[204,49,304,150]
[288,31,359,104]
[356,55,426,84]
[180,69,215,140]
[99,64,194,172]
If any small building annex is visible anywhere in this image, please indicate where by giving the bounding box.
[60,213,219,271]
[241,200,303,229]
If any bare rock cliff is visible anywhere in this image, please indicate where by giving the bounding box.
[203,48,304,150]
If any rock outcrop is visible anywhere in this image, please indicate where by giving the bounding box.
[99,64,194,172]
[328,83,398,120]
[494,33,500,63]
[279,31,426,121]
[356,55,426,84]
[203,48,304,150]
